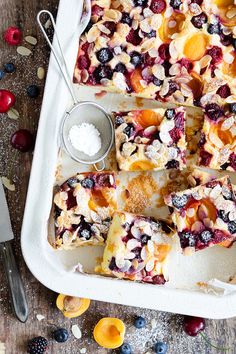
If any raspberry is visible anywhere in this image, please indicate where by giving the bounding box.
[200,230,213,243]
[174,112,184,130]
[126,28,142,45]
[77,55,90,70]
[91,4,103,17]
[205,103,224,121]
[150,0,166,14]
[4,26,22,46]
[207,46,223,65]
[152,274,166,285]
[27,336,48,354]
[199,149,212,166]
[158,43,170,60]
[216,84,231,98]
[169,127,181,142]
[229,153,236,171]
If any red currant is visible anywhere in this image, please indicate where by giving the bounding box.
[0,89,16,113]
[3,26,22,46]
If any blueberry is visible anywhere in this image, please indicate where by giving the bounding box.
[130,51,142,67]
[141,234,150,245]
[114,63,126,74]
[134,0,148,7]
[80,228,91,239]
[170,0,182,9]
[154,342,168,354]
[191,13,207,29]
[120,343,132,354]
[121,12,132,25]
[165,159,179,169]
[123,123,134,138]
[228,221,236,234]
[93,64,113,82]
[27,84,40,98]
[230,103,236,114]
[218,210,229,222]
[115,115,124,127]
[134,316,146,328]
[165,109,175,120]
[53,328,69,343]
[180,231,195,248]
[4,62,16,73]
[207,23,221,34]
[205,103,224,121]
[67,177,78,188]
[96,47,113,63]
[146,30,156,38]
[200,230,213,243]
[153,77,163,86]
[0,70,5,80]
[81,177,94,189]
[233,38,236,50]
[220,163,229,170]
[171,194,188,209]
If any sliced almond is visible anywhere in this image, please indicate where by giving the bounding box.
[25,35,37,45]
[37,66,45,80]
[17,46,32,56]
[71,324,82,339]
[7,108,19,120]
[1,177,15,191]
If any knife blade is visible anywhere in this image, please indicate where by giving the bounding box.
[0,180,14,242]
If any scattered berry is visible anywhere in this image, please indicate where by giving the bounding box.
[91,4,104,17]
[171,194,188,209]
[230,103,236,114]
[183,316,205,337]
[11,129,34,152]
[170,0,182,9]
[179,58,193,73]
[120,343,132,354]
[165,109,175,120]
[207,46,223,65]
[123,124,134,138]
[205,103,224,121]
[4,26,22,46]
[93,65,112,82]
[27,336,48,354]
[0,70,5,80]
[27,85,40,98]
[228,221,236,234]
[200,230,213,243]
[154,342,168,354]
[114,63,126,74]
[191,0,203,4]
[77,55,90,70]
[207,23,221,35]
[103,21,116,33]
[134,316,146,329]
[158,43,170,60]
[130,51,142,67]
[53,328,69,343]
[121,12,132,25]
[146,29,156,38]
[166,81,178,96]
[0,89,15,113]
[150,0,166,14]
[216,84,231,98]
[81,177,94,189]
[218,210,229,222]
[153,77,163,86]
[153,274,166,284]
[4,62,16,73]
[220,33,233,47]
[191,13,207,29]
[165,159,179,169]
[180,231,196,248]
[96,48,113,64]
[199,149,212,166]
[115,115,125,126]
[134,0,148,6]
[126,28,142,46]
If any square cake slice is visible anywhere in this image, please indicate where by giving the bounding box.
[53,172,117,249]
[198,111,236,171]
[100,211,173,284]
[114,107,186,171]
[164,176,236,254]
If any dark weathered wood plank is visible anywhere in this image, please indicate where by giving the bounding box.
[0,1,236,353]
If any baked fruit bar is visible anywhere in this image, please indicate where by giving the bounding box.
[74,0,236,108]
[100,211,173,284]
[114,107,186,171]
[198,109,236,171]
[53,172,117,249]
[164,176,236,254]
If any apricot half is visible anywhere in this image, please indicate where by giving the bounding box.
[56,294,90,318]
[223,53,236,77]
[88,190,109,210]
[187,72,203,99]
[183,34,209,61]
[159,13,186,43]
[217,4,236,27]
[134,110,162,128]
[129,160,156,171]
[211,122,234,145]
[130,68,144,93]
[93,317,126,349]
[185,198,217,226]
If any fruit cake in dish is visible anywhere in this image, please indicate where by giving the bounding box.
[53,172,117,249]
[74,0,236,108]
[99,211,173,284]
[198,109,236,171]
[164,175,236,254]
[114,107,186,171]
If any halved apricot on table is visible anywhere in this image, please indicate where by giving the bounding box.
[183,34,209,61]
[130,68,144,93]
[56,294,90,318]
[133,110,162,128]
[93,317,126,349]
[159,13,186,43]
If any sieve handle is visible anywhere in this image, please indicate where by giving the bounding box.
[94,160,106,172]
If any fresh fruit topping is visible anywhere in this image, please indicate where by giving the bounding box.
[4,62,16,73]
[121,13,132,25]
[216,84,231,98]
[180,58,193,73]
[188,72,203,99]
[172,194,188,209]
[120,343,132,354]
[159,14,185,42]
[93,65,113,82]
[170,0,182,9]
[150,0,166,14]
[180,231,196,248]
[96,48,113,64]
[115,115,125,127]
[126,28,142,45]
[218,210,229,222]
[220,33,233,46]
[130,68,144,93]
[200,230,213,243]
[135,110,161,128]
[134,316,146,328]
[146,29,156,38]
[123,123,134,137]
[199,149,212,166]
[230,103,236,113]
[77,55,90,70]
[228,221,236,234]
[130,160,156,171]
[103,21,116,33]
[165,159,179,169]
[114,63,127,74]
[165,109,175,120]
[92,4,104,17]
[205,103,224,121]
[183,316,205,337]
[81,177,95,189]
[191,13,207,29]
[0,89,15,113]
[158,44,170,60]
[183,33,208,61]
[4,26,22,46]
[166,81,179,96]
[154,342,168,354]
[130,51,142,67]
[153,77,163,86]
[27,336,48,354]
[27,85,40,98]
[207,23,221,34]
[53,328,69,343]
[222,53,236,77]
[93,317,126,349]
[134,0,148,6]
[207,46,223,65]
[0,70,5,80]
[56,294,90,318]
[10,129,34,152]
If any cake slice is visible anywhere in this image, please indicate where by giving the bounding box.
[114,107,186,171]
[53,172,117,249]
[100,211,173,284]
[164,176,236,254]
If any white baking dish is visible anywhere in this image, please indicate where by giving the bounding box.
[21,0,236,319]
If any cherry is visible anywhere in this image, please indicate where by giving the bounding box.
[183,316,205,336]
[0,89,16,113]
[11,129,34,152]
[4,26,22,46]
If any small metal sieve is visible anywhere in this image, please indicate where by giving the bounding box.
[37,9,114,171]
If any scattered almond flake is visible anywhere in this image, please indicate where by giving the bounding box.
[1,177,15,191]
[223,52,234,64]
[37,67,45,80]
[25,35,37,45]
[71,324,82,339]
[17,46,32,56]
[7,107,19,120]
[44,18,52,29]
[80,349,87,354]
[151,318,157,329]
[221,117,234,131]
[36,314,45,321]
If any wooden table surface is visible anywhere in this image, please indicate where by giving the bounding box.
[0,1,236,353]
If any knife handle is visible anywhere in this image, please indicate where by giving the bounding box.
[0,242,28,322]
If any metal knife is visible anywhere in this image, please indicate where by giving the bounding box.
[0,180,28,322]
